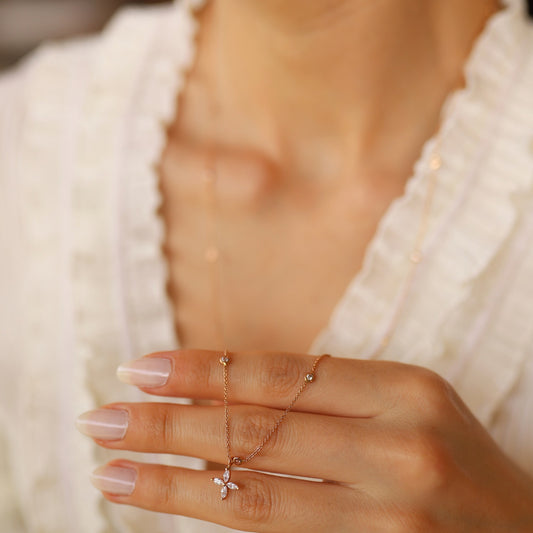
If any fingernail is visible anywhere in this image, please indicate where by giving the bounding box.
[90,465,137,496]
[117,357,172,387]
[76,409,129,441]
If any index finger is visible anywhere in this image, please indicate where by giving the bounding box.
[116,349,412,418]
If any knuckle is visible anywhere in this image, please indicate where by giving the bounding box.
[231,476,275,526]
[157,469,180,509]
[370,502,434,533]
[405,367,452,418]
[157,405,179,451]
[232,408,281,455]
[259,353,303,400]
[400,428,452,494]
[392,508,435,533]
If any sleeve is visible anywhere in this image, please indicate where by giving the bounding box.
[0,62,31,533]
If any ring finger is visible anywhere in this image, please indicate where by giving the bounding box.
[92,459,360,533]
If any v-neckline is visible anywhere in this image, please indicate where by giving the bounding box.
[120,0,517,360]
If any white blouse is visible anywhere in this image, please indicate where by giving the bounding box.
[1,0,533,531]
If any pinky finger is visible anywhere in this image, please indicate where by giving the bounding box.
[91,460,357,532]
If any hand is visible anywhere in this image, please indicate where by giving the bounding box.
[76,349,533,532]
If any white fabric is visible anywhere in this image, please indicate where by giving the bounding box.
[0,0,532,531]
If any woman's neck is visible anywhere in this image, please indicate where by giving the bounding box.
[191,0,501,186]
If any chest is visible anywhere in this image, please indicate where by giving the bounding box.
[157,142,401,354]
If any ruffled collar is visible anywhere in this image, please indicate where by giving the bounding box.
[120,0,533,427]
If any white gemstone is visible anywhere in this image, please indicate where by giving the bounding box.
[429,154,442,170]
[223,469,230,483]
[213,478,224,486]
[221,486,228,499]
[227,482,239,490]
[409,250,423,263]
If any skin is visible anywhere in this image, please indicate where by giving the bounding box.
[81,0,533,530]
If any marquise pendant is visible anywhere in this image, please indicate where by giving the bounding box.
[211,467,240,500]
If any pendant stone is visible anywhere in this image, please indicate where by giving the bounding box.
[212,468,239,500]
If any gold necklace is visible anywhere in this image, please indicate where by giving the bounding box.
[202,134,443,499]
[373,146,442,357]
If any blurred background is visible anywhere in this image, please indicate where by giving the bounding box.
[0,0,168,70]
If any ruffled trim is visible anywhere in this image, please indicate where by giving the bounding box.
[70,4,206,532]
[115,3,211,531]
[13,40,107,533]
[120,3,200,359]
[309,0,533,425]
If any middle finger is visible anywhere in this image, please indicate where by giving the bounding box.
[77,403,390,483]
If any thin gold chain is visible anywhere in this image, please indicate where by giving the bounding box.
[203,148,226,349]
[372,141,443,357]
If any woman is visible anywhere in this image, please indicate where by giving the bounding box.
[1,0,533,531]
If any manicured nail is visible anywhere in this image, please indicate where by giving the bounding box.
[116,357,172,387]
[76,409,128,441]
[90,465,137,496]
